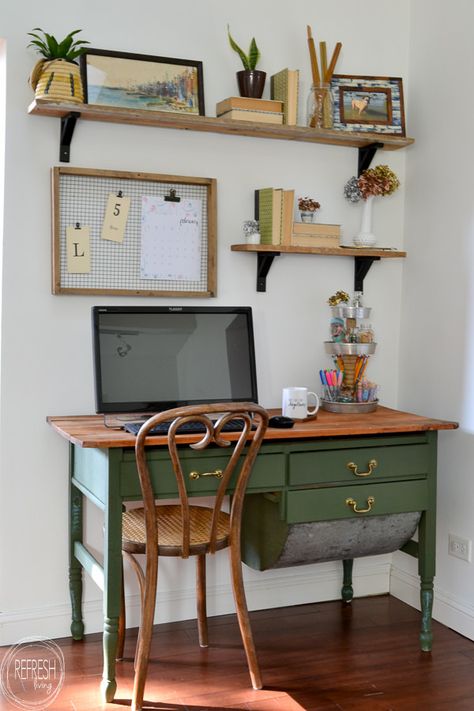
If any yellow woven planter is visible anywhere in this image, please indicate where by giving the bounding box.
[32,58,83,103]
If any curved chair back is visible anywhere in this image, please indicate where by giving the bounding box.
[134,403,269,559]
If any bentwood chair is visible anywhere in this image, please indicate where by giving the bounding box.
[120,402,269,711]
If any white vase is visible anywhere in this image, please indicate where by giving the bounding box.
[354,195,376,247]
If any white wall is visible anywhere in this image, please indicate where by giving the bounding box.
[0,1,412,644]
[391,0,474,637]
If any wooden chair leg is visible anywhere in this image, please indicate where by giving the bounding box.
[123,551,146,669]
[229,544,262,690]
[196,554,208,647]
[116,562,126,660]
[131,555,158,711]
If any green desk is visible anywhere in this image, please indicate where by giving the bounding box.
[48,406,456,703]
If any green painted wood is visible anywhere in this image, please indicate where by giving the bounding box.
[74,542,104,590]
[284,433,430,453]
[417,431,438,651]
[241,493,288,571]
[286,480,429,524]
[69,445,84,641]
[69,492,84,640]
[71,477,106,511]
[342,559,354,602]
[101,448,123,703]
[73,446,109,504]
[289,443,430,486]
[67,423,441,687]
[119,446,286,498]
[400,539,419,558]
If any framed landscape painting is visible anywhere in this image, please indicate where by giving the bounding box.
[80,48,205,115]
[330,75,405,136]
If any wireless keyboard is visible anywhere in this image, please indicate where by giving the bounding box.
[124,418,250,436]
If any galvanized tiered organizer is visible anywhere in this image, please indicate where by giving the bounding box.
[322,298,378,412]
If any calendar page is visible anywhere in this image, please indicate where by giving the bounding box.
[140,196,202,281]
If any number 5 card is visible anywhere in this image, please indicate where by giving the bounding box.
[101,193,131,242]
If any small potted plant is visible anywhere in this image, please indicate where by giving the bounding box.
[27,27,89,104]
[242,219,260,244]
[298,196,320,223]
[344,165,399,246]
[227,26,265,98]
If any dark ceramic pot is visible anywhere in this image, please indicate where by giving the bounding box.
[237,70,266,98]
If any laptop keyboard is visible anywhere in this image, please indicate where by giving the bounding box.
[124,418,251,436]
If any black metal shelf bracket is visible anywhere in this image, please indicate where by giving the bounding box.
[60,112,80,162]
[354,255,380,293]
[358,142,384,176]
[257,252,279,292]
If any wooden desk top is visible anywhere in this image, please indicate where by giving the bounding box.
[47,407,458,449]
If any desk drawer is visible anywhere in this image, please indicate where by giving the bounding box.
[120,449,285,498]
[286,480,428,523]
[289,443,430,486]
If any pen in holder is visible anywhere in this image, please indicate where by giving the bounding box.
[319,369,343,402]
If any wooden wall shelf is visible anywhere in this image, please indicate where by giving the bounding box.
[231,244,407,292]
[28,98,411,292]
[28,99,414,163]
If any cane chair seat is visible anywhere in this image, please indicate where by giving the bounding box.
[122,505,230,555]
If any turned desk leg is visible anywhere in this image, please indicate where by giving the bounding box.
[100,617,119,703]
[420,579,434,651]
[418,432,437,652]
[101,464,123,703]
[341,559,354,602]
[69,478,84,641]
[418,509,435,651]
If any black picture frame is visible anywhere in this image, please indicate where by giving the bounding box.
[80,48,205,116]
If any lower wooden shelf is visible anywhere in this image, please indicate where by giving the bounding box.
[230,243,407,292]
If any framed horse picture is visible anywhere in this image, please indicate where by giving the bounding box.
[330,75,405,136]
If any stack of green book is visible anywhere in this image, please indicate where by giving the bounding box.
[255,187,295,245]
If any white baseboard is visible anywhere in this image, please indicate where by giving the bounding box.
[390,561,474,641]
[0,557,390,646]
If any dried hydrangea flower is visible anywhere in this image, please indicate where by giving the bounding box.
[328,290,350,306]
[358,165,400,199]
[344,176,362,203]
[298,196,320,211]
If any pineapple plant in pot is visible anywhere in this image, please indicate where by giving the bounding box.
[227,26,265,98]
[28,28,89,103]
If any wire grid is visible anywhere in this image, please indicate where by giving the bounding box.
[58,173,210,293]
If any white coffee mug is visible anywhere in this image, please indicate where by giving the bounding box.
[282,386,320,419]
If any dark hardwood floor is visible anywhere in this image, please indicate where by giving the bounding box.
[2,595,474,710]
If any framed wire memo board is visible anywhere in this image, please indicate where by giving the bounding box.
[51,167,217,296]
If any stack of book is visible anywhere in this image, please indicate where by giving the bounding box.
[216,97,284,124]
[254,187,341,247]
[255,188,295,245]
[270,68,299,125]
[291,221,341,248]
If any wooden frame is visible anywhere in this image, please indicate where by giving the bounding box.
[80,48,205,116]
[51,167,217,297]
[330,75,406,136]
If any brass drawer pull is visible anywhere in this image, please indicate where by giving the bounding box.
[346,495,375,514]
[189,469,223,480]
[347,459,377,477]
